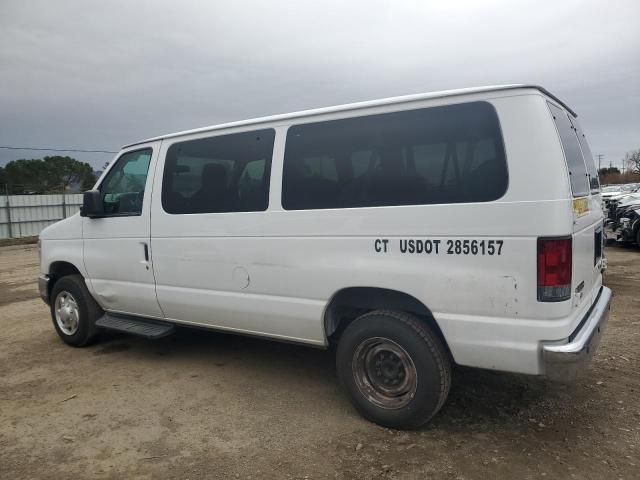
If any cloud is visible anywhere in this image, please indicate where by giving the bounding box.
[1,0,638,168]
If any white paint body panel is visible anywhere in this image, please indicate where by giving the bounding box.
[39,86,604,376]
[81,142,164,318]
[39,213,87,276]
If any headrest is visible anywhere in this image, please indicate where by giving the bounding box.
[201,163,228,186]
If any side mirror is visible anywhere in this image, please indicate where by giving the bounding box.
[80,190,104,218]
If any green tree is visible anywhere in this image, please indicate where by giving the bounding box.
[43,156,97,191]
[4,159,49,192]
[2,156,96,193]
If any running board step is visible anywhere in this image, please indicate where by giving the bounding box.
[95,313,175,339]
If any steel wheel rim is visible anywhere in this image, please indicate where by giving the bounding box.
[54,291,80,336]
[352,337,418,409]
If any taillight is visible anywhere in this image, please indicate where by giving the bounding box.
[537,237,572,302]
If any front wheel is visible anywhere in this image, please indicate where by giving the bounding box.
[50,274,101,347]
[336,310,451,429]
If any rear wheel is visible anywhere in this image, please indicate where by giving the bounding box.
[50,274,101,347]
[336,310,451,429]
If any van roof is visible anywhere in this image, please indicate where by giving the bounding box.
[123,84,574,149]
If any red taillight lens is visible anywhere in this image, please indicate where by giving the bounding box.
[537,237,572,302]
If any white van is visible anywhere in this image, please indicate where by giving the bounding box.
[38,85,611,429]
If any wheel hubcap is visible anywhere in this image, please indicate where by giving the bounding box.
[54,291,80,335]
[352,337,417,409]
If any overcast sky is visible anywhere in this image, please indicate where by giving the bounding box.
[0,0,638,171]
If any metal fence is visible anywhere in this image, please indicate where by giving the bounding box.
[0,189,83,239]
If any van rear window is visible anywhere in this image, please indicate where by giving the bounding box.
[548,102,590,197]
[282,101,508,210]
[572,119,600,193]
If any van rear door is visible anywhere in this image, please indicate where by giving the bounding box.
[572,117,604,307]
[547,102,603,311]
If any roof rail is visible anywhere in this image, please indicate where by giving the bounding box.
[122,84,575,149]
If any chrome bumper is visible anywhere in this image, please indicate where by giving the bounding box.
[542,286,612,381]
[38,275,50,305]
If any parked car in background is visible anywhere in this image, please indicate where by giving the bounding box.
[605,193,640,245]
[601,185,623,195]
[602,185,626,211]
[601,184,640,214]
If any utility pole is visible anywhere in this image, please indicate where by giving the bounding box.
[61,183,67,219]
[4,184,12,239]
[596,154,604,173]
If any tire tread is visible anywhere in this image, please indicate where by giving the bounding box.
[50,274,101,347]
[359,309,451,416]
[337,309,452,428]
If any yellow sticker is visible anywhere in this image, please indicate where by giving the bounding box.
[573,197,589,217]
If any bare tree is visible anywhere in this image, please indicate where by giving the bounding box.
[624,148,640,175]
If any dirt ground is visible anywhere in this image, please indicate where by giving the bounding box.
[0,244,638,480]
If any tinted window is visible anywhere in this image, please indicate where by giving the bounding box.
[162,129,275,214]
[548,102,590,197]
[282,102,507,210]
[100,148,152,215]
[572,118,600,192]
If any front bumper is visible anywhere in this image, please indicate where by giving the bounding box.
[38,274,50,305]
[542,286,612,382]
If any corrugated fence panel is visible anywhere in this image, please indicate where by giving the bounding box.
[0,194,84,239]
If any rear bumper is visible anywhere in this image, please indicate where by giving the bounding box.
[542,286,612,381]
[38,274,50,305]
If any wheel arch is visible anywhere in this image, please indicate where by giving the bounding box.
[323,287,450,355]
[46,261,83,300]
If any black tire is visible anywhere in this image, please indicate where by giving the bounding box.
[49,274,102,347]
[336,310,451,429]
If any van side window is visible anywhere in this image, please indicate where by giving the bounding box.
[99,148,152,216]
[282,101,508,210]
[571,118,600,192]
[161,129,275,214]
[547,102,590,197]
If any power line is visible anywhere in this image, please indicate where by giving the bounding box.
[0,145,117,154]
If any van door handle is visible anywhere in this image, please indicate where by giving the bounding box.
[140,242,150,271]
[141,242,150,265]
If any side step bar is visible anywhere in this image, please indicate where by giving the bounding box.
[95,313,175,339]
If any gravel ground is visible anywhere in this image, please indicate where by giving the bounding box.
[0,244,638,479]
